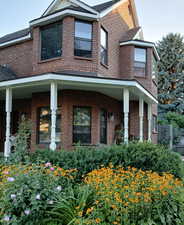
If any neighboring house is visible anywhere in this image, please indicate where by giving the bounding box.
[0,0,158,156]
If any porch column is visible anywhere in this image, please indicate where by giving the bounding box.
[139,98,144,142]
[4,88,12,158]
[123,88,129,144]
[50,82,58,151]
[148,103,152,141]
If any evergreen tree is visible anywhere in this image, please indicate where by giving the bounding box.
[157,33,184,115]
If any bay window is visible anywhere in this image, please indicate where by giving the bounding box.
[134,47,147,76]
[40,22,62,60]
[73,107,91,144]
[74,20,92,58]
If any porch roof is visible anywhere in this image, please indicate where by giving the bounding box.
[0,73,158,104]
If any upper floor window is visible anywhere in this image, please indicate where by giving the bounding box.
[100,27,108,65]
[41,22,62,61]
[134,47,147,77]
[74,20,92,58]
[152,53,158,82]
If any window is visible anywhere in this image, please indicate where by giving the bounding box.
[41,23,62,60]
[38,107,61,144]
[152,115,158,133]
[74,20,92,58]
[73,107,91,144]
[100,109,107,144]
[152,54,158,81]
[100,27,108,65]
[134,47,147,76]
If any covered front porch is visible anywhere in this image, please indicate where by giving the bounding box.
[0,73,157,156]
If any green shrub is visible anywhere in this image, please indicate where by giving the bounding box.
[0,164,75,225]
[31,142,184,179]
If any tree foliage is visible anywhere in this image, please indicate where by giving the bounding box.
[157,33,184,114]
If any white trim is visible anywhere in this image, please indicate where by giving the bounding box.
[0,34,31,48]
[120,40,160,60]
[0,73,158,103]
[133,28,143,40]
[123,88,129,144]
[50,82,58,151]
[30,9,98,27]
[43,0,58,15]
[100,0,127,18]
[43,0,98,16]
[70,0,98,15]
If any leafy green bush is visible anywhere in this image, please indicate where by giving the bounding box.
[31,142,184,179]
[0,164,75,225]
[41,185,95,225]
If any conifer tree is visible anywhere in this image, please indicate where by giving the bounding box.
[157,33,184,115]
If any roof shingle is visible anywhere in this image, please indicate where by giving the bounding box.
[0,66,16,81]
[0,28,30,45]
[120,27,142,42]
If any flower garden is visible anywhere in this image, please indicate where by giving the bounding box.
[0,141,184,225]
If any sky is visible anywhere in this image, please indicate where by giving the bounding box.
[0,0,183,43]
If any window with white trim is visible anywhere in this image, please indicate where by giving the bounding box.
[134,47,147,77]
[74,20,92,58]
[100,27,108,65]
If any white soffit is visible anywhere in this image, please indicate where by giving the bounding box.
[0,73,157,103]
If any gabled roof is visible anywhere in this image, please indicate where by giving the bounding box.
[43,0,98,16]
[0,28,30,45]
[92,1,116,12]
[120,27,143,42]
[0,65,16,81]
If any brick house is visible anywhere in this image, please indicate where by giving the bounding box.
[0,0,158,156]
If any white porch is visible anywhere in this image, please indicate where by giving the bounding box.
[0,73,158,156]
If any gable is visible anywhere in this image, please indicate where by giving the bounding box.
[95,0,139,28]
[45,0,77,15]
[43,0,98,16]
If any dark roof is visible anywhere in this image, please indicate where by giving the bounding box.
[0,66,16,81]
[92,0,118,12]
[31,5,96,23]
[120,27,141,42]
[0,28,30,45]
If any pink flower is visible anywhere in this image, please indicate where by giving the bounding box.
[50,167,55,171]
[24,210,31,215]
[56,186,62,191]
[45,162,52,168]
[3,215,10,222]
[7,177,15,182]
[3,171,9,175]
[10,194,16,199]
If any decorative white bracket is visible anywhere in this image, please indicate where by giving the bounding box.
[50,82,58,151]
[4,88,12,158]
[123,88,129,144]
[139,98,144,142]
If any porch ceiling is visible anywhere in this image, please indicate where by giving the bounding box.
[0,73,157,104]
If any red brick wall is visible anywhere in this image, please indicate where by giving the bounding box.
[32,17,99,75]
[0,40,33,77]
[30,90,122,150]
